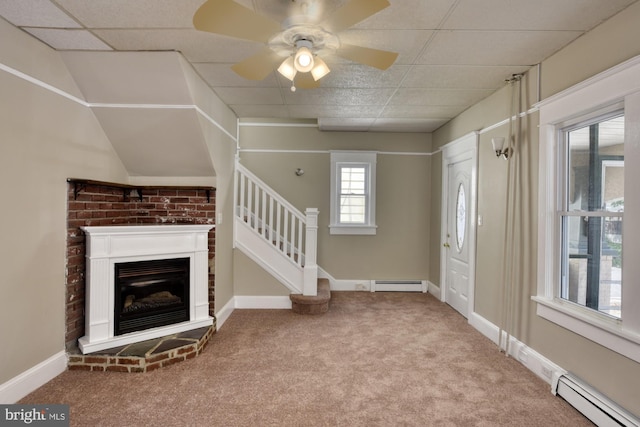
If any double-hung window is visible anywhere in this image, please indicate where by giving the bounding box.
[330,151,377,235]
[535,56,640,362]
[560,114,624,318]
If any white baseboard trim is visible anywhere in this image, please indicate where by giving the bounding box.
[331,279,370,291]
[469,311,566,393]
[0,351,67,404]
[234,295,292,309]
[317,269,369,291]
[216,295,294,331]
[427,281,441,299]
[215,297,236,330]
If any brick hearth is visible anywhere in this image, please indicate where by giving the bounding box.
[68,326,215,373]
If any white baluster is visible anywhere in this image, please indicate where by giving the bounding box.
[297,218,304,267]
[239,172,246,222]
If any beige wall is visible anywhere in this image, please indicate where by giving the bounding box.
[201,121,238,312]
[236,126,432,292]
[0,20,129,384]
[0,18,239,388]
[431,2,640,413]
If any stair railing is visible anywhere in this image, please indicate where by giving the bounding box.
[235,162,318,296]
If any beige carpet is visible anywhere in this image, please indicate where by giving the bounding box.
[21,292,592,426]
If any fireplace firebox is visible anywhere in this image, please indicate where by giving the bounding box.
[115,258,190,336]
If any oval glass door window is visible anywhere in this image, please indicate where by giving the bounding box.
[456,183,466,251]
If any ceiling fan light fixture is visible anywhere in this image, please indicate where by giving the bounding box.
[277,56,297,81]
[292,39,315,72]
[294,46,314,72]
[311,57,330,81]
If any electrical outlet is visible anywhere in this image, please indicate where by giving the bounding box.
[541,365,552,379]
[355,283,366,291]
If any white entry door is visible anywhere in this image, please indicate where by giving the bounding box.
[441,133,477,318]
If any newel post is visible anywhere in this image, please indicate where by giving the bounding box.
[303,208,319,296]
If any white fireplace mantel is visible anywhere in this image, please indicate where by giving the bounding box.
[78,224,214,354]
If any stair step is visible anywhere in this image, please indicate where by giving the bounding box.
[290,279,330,315]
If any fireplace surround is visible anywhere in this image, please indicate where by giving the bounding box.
[79,224,214,354]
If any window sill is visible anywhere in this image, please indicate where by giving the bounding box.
[329,224,377,235]
[533,296,640,363]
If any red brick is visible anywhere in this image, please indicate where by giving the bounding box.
[76,211,94,220]
[106,365,129,372]
[68,365,92,371]
[117,357,142,366]
[177,345,196,355]
[146,362,162,372]
[147,353,169,364]
[83,356,107,364]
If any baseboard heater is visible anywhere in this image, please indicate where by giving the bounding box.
[370,280,427,293]
[556,374,639,426]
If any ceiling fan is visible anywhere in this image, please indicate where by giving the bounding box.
[193,0,398,90]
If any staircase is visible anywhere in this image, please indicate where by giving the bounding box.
[234,162,330,313]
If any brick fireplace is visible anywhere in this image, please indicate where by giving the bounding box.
[66,180,216,352]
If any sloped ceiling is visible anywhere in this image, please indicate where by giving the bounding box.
[61,51,216,178]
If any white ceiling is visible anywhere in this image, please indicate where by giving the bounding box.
[1,0,638,133]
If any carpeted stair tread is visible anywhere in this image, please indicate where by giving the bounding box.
[290,279,330,314]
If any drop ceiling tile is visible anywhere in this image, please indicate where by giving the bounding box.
[418,30,582,66]
[354,0,458,30]
[317,64,409,89]
[256,0,344,25]
[338,30,433,65]
[402,65,531,89]
[381,104,465,119]
[371,118,447,133]
[214,87,283,105]
[290,105,384,119]
[443,0,638,31]
[193,63,279,87]
[389,88,494,106]
[93,29,260,63]
[318,118,376,132]
[283,88,396,106]
[23,28,112,50]
[0,0,81,27]
[55,0,204,28]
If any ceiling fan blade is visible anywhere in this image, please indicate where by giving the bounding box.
[193,0,281,43]
[336,43,398,70]
[321,0,390,33]
[231,47,280,80]
[295,73,322,89]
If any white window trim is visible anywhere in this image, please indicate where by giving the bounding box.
[330,151,377,235]
[536,55,640,363]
